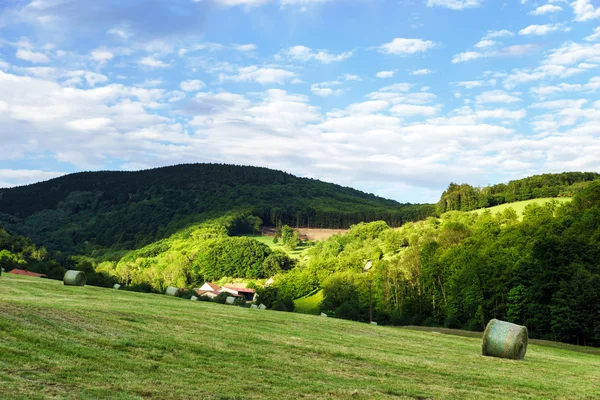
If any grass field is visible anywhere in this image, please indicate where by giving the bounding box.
[243,234,312,259]
[471,198,572,219]
[294,289,324,315]
[2,274,600,399]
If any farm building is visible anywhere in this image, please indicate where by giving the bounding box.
[194,282,255,301]
[194,282,222,299]
[222,285,256,301]
[8,269,46,278]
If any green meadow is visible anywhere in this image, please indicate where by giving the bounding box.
[471,197,572,219]
[1,274,599,400]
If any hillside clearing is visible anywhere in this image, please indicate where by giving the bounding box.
[470,197,572,218]
[294,289,324,315]
[1,275,599,399]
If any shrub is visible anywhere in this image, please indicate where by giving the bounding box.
[271,298,288,311]
[423,317,439,327]
[444,316,462,329]
[335,301,363,322]
[214,292,229,304]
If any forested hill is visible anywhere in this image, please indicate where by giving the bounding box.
[0,163,434,254]
[437,172,600,214]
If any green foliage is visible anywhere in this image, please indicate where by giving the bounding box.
[0,164,434,255]
[437,172,600,214]
[285,186,600,346]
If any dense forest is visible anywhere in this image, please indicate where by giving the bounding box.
[0,164,434,256]
[269,185,600,346]
[436,172,600,214]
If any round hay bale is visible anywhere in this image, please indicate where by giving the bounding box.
[63,270,86,286]
[482,319,528,360]
[165,286,180,296]
[113,283,121,290]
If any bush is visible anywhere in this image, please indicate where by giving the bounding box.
[335,301,363,322]
[271,298,288,311]
[255,286,279,309]
[423,317,439,327]
[444,316,462,329]
[410,314,426,326]
[463,319,482,332]
[389,310,411,326]
[214,292,229,304]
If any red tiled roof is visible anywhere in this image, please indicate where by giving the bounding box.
[224,285,255,293]
[8,269,46,278]
[194,289,219,296]
[205,282,221,291]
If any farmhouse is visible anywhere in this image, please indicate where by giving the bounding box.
[193,282,256,301]
[194,282,222,299]
[8,269,46,278]
[222,285,256,301]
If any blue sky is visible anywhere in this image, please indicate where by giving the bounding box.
[0,0,599,203]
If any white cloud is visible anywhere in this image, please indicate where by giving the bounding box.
[483,30,514,39]
[376,70,395,78]
[530,4,563,15]
[585,27,600,41]
[0,170,65,188]
[286,45,353,63]
[107,27,132,40]
[180,80,205,92]
[138,56,170,68]
[390,104,441,117]
[342,74,361,81]
[426,0,483,10]
[219,66,295,84]
[519,24,568,36]
[476,90,522,103]
[311,81,346,97]
[411,69,432,75]
[234,44,257,52]
[474,39,496,48]
[571,0,600,21]
[454,80,484,88]
[16,49,50,63]
[379,38,436,55]
[91,49,114,63]
[452,51,481,63]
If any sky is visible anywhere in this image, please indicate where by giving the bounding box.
[0,0,599,203]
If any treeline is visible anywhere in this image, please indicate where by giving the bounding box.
[272,185,600,347]
[0,225,115,287]
[437,172,600,213]
[0,163,433,255]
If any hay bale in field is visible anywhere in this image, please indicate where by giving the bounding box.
[225,296,235,305]
[113,283,121,290]
[370,321,378,326]
[258,304,267,310]
[63,270,86,286]
[165,286,180,296]
[482,319,528,360]
[320,313,328,317]
[251,304,258,309]
[190,296,198,301]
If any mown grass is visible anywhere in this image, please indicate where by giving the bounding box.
[471,198,572,219]
[294,289,324,315]
[1,274,600,399]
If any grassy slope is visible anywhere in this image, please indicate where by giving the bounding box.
[2,275,600,400]
[242,234,311,260]
[294,290,324,315]
[471,198,572,218]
